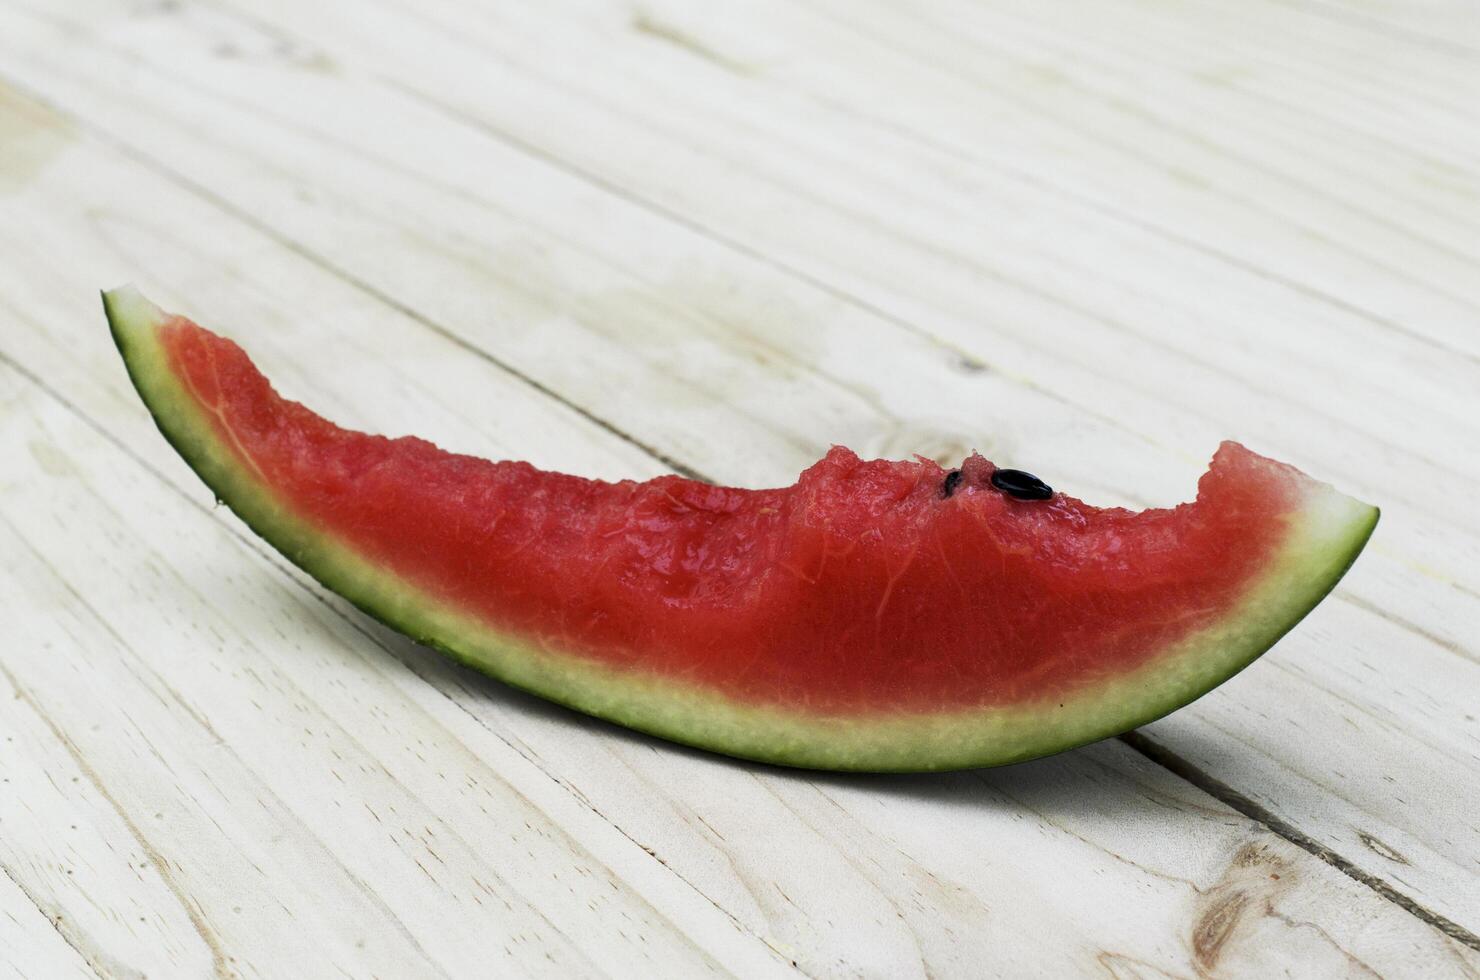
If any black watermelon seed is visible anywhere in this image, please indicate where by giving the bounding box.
[990,468,1053,500]
[941,469,964,499]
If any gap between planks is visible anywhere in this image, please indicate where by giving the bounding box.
[0,61,1471,955]
[0,859,105,980]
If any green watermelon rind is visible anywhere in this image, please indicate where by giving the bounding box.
[104,286,1379,773]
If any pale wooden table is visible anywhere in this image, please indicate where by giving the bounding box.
[1,1,1477,976]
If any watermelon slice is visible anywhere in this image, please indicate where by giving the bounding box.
[103,286,1378,772]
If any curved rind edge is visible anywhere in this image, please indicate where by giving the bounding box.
[104,288,1380,772]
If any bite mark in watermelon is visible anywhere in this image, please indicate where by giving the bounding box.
[103,286,1378,771]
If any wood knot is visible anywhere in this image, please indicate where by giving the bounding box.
[1189,840,1296,972]
[1192,890,1250,972]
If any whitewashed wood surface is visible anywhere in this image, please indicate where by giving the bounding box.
[1,0,1478,976]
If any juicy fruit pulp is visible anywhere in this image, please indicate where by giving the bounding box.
[137,329,1283,712]
[104,287,1378,771]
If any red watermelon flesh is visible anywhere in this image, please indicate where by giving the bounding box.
[105,287,1378,771]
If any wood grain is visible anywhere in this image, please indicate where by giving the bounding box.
[0,0,1477,975]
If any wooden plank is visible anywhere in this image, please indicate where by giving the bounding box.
[0,81,1476,976]
[2,0,1476,935]
[1275,0,1480,58]
[0,655,223,978]
[0,870,95,980]
[300,0,1480,355]
[614,0,1480,307]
